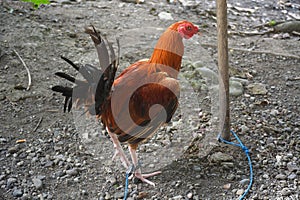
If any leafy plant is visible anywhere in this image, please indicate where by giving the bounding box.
[22,0,50,9]
[268,20,277,27]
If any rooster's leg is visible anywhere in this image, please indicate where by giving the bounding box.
[108,131,130,169]
[128,145,161,186]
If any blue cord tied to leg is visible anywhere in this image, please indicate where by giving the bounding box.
[123,164,135,200]
[218,130,253,200]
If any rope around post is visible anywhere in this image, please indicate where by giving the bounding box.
[218,130,253,200]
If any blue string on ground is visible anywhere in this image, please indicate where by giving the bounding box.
[123,164,134,200]
[123,172,130,200]
[218,130,253,200]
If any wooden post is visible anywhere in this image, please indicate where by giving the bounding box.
[216,0,230,140]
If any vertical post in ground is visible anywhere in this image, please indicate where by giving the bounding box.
[216,0,230,140]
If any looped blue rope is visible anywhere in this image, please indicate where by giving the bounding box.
[218,130,253,200]
[123,164,135,200]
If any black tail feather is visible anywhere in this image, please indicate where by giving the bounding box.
[52,25,119,115]
[54,72,76,83]
[61,56,80,71]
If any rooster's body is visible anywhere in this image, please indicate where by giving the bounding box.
[52,21,199,186]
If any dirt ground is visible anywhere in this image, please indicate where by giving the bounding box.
[0,0,299,199]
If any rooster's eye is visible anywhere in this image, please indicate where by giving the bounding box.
[186,25,192,31]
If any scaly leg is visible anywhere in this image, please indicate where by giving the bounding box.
[128,145,161,186]
[107,131,130,169]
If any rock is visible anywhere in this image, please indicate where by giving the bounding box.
[275,174,287,180]
[0,174,6,181]
[158,12,173,20]
[223,183,231,190]
[270,109,279,116]
[193,165,201,172]
[186,192,193,199]
[114,191,124,199]
[66,168,78,176]
[247,83,268,95]
[178,0,199,8]
[240,125,249,134]
[281,188,292,196]
[107,176,117,184]
[137,191,148,199]
[172,195,183,200]
[104,192,111,199]
[7,177,17,188]
[287,173,296,180]
[236,189,244,195]
[287,163,299,172]
[17,160,24,167]
[239,179,250,185]
[196,67,218,85]
[192,61,204,68]
[32,177,43,189]
[8,146,19,154]
[229,80,244,96]
[13,188,23,197]
[209,152,234,163]
[0,137,7,143]
[230,77,249,85]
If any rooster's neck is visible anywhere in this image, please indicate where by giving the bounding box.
[148,29,184,77]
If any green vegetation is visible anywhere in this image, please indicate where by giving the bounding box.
[22,0,50,9]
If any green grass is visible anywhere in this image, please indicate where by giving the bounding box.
[22,0,50,9]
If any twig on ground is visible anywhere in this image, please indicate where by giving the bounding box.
[13,49,32,91]
[201,43,300,60]
[229,30,273,36]
[33,117,43,132]
[231,21,300,36]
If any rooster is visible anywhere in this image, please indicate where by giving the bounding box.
[52,21,199,186]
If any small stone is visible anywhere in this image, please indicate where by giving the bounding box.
[240,125,249,134]
[32,178,43,189]
[8,146,19,154]
[287,163,299,172]
[229,80,244,96]
[239,179,250,185]
[7,177,17,188]
[0,137,7,143]
[178,0,199,8]
[173,195,183,200]
[236,189,244,195]
[193,165,201,171]
[259,184,267,191]
[275,174,287,180]
[13,188,23,197]
[287,173,296,180]
[0,174,5,181]
[270,109,279,116]
[196,67,219,84]
[104,192,111,199]
[137,191,148,199]
[107,176,116,184]
[44,161,54,168]
[66,168,78,176]
[223,183,231,190]
[17,161,24,167]
[158,12,173,20]
[281,188,291,196]
[262,174,269,179]
[114,191,124,199]
[186,192,193,199]
[209,152,234,163]
[247,83,268,95]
